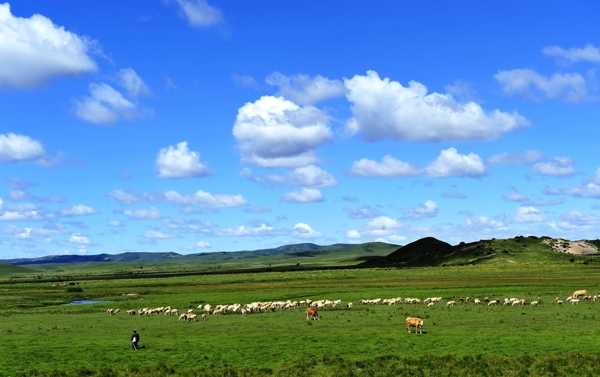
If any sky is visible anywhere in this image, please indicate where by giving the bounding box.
[1,1,600,259]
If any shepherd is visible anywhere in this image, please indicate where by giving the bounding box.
[131,330,140,350]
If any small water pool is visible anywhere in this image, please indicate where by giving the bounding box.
[64,300,113,306]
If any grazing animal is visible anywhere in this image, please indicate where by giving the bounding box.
[305,308,320,320]
[406,317,424,334]
[572,290,587,298]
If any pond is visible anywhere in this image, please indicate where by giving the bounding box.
[63,300,113,305]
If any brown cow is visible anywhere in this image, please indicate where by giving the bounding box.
[406,317,424,334]
[572,290,587,298]
[305,307,320,320]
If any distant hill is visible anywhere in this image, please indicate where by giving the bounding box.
[0,243,356,266]
[361,236,600,268]
[0,263,37,276]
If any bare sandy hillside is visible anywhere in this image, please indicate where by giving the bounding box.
[544,239,599,255]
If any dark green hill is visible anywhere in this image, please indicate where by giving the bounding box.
[361,236,600,267]
[0,263,37,276]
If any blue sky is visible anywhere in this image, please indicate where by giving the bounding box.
[1,1,600,258]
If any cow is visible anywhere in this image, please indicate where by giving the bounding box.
[305,307,320,320]
[572,290,587,298]
[406,317,424,334]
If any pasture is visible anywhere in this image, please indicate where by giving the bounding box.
[1,263,600,376]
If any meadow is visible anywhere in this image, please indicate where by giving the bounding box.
[1,263,600,376]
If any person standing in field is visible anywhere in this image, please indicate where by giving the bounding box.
[131,330,140,350]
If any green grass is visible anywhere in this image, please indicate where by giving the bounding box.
[2,264,600,376]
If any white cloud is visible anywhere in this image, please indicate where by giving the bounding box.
[280,188,324,203]
[350,155,421,178]
[265,72,345,105]
[165,190,247,207]
[531,157,578,177]
[0,210,42,221]
[106,190,143,204]
[0,133,47,163]
[495,69,588,102]
[117,68,150,97]
[155,141,212,178]
[172,0,222,27]
[143,230,174,239]
[344,70,528,142]
[458,216,507,231]
[0,3,97,89]
[349,216,405,239]
[403,200,439,220]
[60,205,98,216]
[268,165,338,188]
[215,224,275,237]
[503,188,528,202]
[232,96,333,168]
[542,44,600,64]
[123,207,163,220]
[344,205,382,219]
[73,83,151,124]
[350,148,486,178]
[544,168,600,198]
[514,206,547,223]
[69,233,91,245]
[425,148,486,178]
[293,223,323,239]
[487,150,544,166]
[108,220,125,227]
[195,240,211,248]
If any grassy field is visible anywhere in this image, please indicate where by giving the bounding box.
[1,263,600,376]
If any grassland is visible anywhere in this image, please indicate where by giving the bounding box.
[2,261,600,376]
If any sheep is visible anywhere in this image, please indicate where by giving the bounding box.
[126,310,136,315]
[473,298,481,306]
[530,301,539,306]
[113,309,120,314]
[106,309,113,316]
[346,302,353,309]
[555,297,563,305]
[427,302,435,308]
[446,300,456,307]
[202,313,207,321]
[488,300,498,306]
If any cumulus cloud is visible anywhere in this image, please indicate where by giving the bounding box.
[347,216,405,239]
[344,70,528,142]
[514,206,547,223]
[60,205,98,216]
[503,188,528,202]
[122,207,163,220]
[542,44,600,64]
[106,190,163,204]
[232,96,333,168]
[425,148,486,178]
[108,220,125,227]
[0,209,43,221]
[73,83,152,124]
[265,72,345,105]
[544,168,600,198]
[0,133,52,165]
[68,233,91,245]
[280,188,324,203]
[0,3,98,89]
[350,155,421,178]
[143,230,174,239]
[268,165,338,188]
[293,223,323,239]
[117,68,150,97]
[553,210,600,231]
[458,216,507,231]
[196,240,211,248]
[495,69,588,102]
[171,0,222,27]
[165,190,247,207]
[155,141,212,179]
[350,148,486,178]
[487,150,544,166]
[214,224,275,237]
[403,200,439,220]
[531,157,578,177]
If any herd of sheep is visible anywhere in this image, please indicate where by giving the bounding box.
[103,289,596,324]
